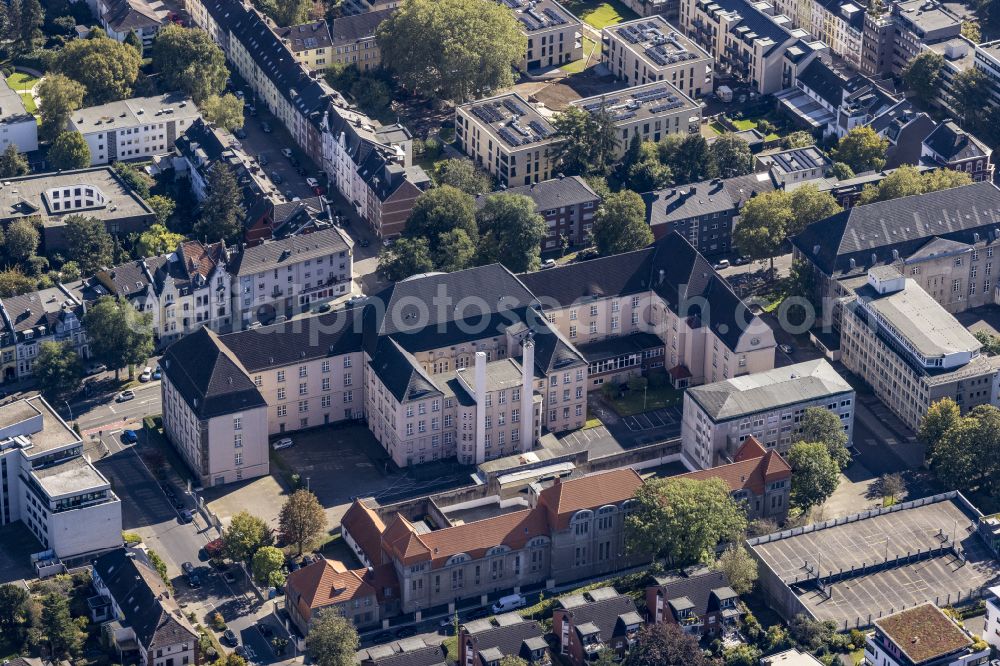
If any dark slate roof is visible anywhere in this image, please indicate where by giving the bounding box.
[361,642,447,666]
[481,176,600,212]
[368,336,441,403]
[517,248,654,307]
[651,568,738,617]
[89,258,166,303]
[277,20,333,52]
[332,7,395,43]
[160,327,267,419]
[796,59,845,109]
[923,121,990,162]
[712,0,793,56]
[559,593,639,643]
[3,287,83,336]
[272,197,326,233]
[101,0,162,32]
[791,182,1000,278]
[92,549,198,652]
[463,617,548,663]
[228,227,351,276]
[642,173,774,226]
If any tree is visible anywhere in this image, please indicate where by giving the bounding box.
[83,296,154,379]
[376,0,526,102]
[222,511,273,564]
[201,93,244,131]
[733,191,792,268]
[782,131,814,149]
[724,644,763,666]
[54,35,141,104]
[255,0,310,26]
[903,51,945,105]
[592,190,653,256]
[5,218,39,263]
[151,24,229,103]
[136,224,185,257]
[858,165,924,204]
[406,186,478,251]
[625,622,713,666]
[124,29,143,53]
[976,330,1000,355]
[350,77,391,112]
[0,144,29,178]
[476,193,547,272]
[112,161,152,197]
[950,68,992,124]
[13,0,43,46]
[378,236,435,281]
[800,406,850,469]
[832,126,888,173]
[147,195,177,226]
[552,106,619,176]
[195,164,244,243]
[710,134,753,178]
[306,608,360,666]
[831,162,855,180]
[33,341,82,401]
[789,615,836,651]
[499,658,529,666]
[920,168,973,193]
[252,546,286,588]
[435,158,491,195]
[918,398,961,448]
[788,442,840,511]
[37,74,86,143]
[925,410,981,493]
[48,131,91,171]
[714,544,758,595]
[435,228,477,273]
[0,268,36,296]
[63,215,114,274]
[0,583,30,630]
[278,489,327,556]
[626,158,673,192]
[659,134,716,184]
[626,476,747,564]
[879,472,905,502]
[788,185,841,235]
[41,593,82,657]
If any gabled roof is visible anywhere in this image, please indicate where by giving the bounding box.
[677,436,791,495]
[285,559,376,611]
[101,0,164,32]
[518,248,653,307]
[651,568,739,617]
[906,236,970,262]
[160,327,266,419]
[331,7,395,43]
[796,59,845,109]
[342,499,387,565]
[923,121,991,162]
[538,468,643,530]
[276,20,333,53]
[462,615,548,664]
[482,176,600,212]
[405,509,549,568]
[228,227,351,276]
[556,589,638,642]
[643,173,775,226]
[368,337,442,403]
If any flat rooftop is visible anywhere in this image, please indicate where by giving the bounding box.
[571,80,699,125]
[875,604,972,665]
[497,0,579,32]
[758,146,830,174]
[749,493,1000,625]
[71,92,198,134]
[928,37,975,71]
[0,167,153,224]
[609,16,711,68]
[0,396,81,455]
[31,456,110,498]
[461,93,556,149]
[895,0,962,34]
[456,357,525,392]
[0,77,32,122]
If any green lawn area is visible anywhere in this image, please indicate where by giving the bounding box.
[604,383,683,416]
[563,0,639,28]
[561,36,599,74]
[709,121,726,135]
[6,72,38,115]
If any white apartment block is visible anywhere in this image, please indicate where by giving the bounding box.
[866,604,989,666]
[497,0,584,71]
[681,359,854,467]
[984,585,1000,651]
[0,77,38,153]
[68,93,200,166]
[768,0,863,69]
[0,396,122,559]
[602,16,714,97]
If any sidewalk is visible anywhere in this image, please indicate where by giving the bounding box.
[854,398,924,469]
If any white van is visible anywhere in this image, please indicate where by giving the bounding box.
[491,594,526,614]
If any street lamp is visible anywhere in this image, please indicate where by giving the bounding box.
[65,400,74,421]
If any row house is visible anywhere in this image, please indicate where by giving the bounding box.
[0,286,89,380]
[459,614,550,666]
[285,558,383,633]
[552,587,643,665]
[330,8,394,71]
[602,16,714,98]
[921,122,995,183]
[359,640,448,666]
[151,240,234,345]
[276,20,334,72]
[645,568,743,639]
[768,0,862,69]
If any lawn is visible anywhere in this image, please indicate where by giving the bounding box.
[709,121,726,135]
[6,72,38,115]
[603,382,683,416]
[562,0,639,28]
[561,36,599,74]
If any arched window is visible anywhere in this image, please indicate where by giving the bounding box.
[597,505,616,530]
[572,509,593,536]
[446,553,470,567]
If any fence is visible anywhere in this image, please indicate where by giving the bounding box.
[832,587,985,630]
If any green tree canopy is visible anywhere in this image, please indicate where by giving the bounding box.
[0,583,31,630]
[626,157,673,192]
[733,191,792,267]
[831,126,888,173]
[659,134,716,184]
[222,511,273,564]
[919,397,961,447]
[0,144,29,178]
[435,228,477,273]
[251,546,286,588]
[903,51,945,105]
[858,165,973,205]
[592,190,653,256]
[41,593,83,657]
[788,441,841,510]
[136,224,185,257]
[278,489,328,556]
[151,24,229,103]
[626,476,747,564]
[0,268,36,297]
[376,0,526,102]
[201,94,245,132]
[306,608,360,666]
[195,164,244,243]
[476,192,547,272]
[54,34,141,104]
[788,185,842,236]
[406,185,478,251]
[951,68,992,125]
[146,195,177,226]
[435,158,492,195]
[710,134,753,178]
[255,0,310,26]
[714,544,758,595]
[37,74,86,143]
[625,622,713,666]
[378,236,435,281]
[5,217,39,263]
[63,215,114,274]
[83,296,154,379]
[33,341,82,401]
[48,131,91,171]
[800,406,851,469]
[552,106,620,177]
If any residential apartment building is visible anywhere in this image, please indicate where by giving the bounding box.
[860,10,894,77]
[866,604,990,666]
[552,587,642,666]
[926,37,977,115]
[98,0,166,51]
[974,41,1000,107]
[602,16,714,97]
[276,20,333,71]
[841,266,1000,431]
[682,359,854,466]
[91,548,199,666]
[150,240,234,344]
[755,146,832,187]
[285,558,382,633]
[330,8,394,71]
[478,176,600,250]
[645,567,742,638]
[359,641,448,666]
[643,172,775,255]
[340,0,399,15]
[983,585,1000,651]
[570,80,701,158]
[456,93,559,187]
[498,0,583,71]
[68,93,200,166]
[0,396,122,559]
[228,227,353,327]
[921,121,995,183]
[860,0,962,78]
[768,0,862,68]
[0,77,38,153]
[459,614,550,666]
[0,286,89,380]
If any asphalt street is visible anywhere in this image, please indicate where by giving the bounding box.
[73,381,163,433]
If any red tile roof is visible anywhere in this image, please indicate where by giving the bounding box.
[538,468,644,530]
[676,437,790,495]
[285,560,376,618]
[342,499,387,565]
[418,509,550,567]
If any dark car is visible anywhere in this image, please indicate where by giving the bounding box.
[467,607,490,620]
[257,622,273,637]
[369,631,391,644]
[394,626,416,639]
[223,629,238,646]
[234,128,247,139]
[261,121,272,133]
[258,154,269,166]
[121,429,138,444]
[270,171,283,185]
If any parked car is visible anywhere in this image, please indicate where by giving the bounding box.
[492,593,526,614]
[346,296,368,307]
[153,366,162,380]
[280,148,293,158]
[713,259,731,270]
[116,390,135,402]
[289,156,300,168]
[394,626,416,639]
[370,631,391,644]
[305,177,319,188]
[181,561,195,575]
[296,166,307,176]
[223,629,238,646]
[121,429,138,444]
[778,343,794,354]
[84,362,107,375]
[732,255,750,266]
[272,437,294,450]
[270,171,283,184]
[234,128,247,139]
[260,121,272,133]
[258,154,269,166]
[541,258,556,269]
[179,509,194,524]
[139,366,152,382]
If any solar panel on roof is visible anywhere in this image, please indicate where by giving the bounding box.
[503,98,525,115]
[543,7,566,24]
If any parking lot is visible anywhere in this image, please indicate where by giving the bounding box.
[619,406,681,432]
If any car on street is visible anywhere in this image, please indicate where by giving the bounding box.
[234,128,247,139]
[778,343,794,354]
[181,561,194,575]
[732,256,750,266]
[153,366,162,380]
[272,437,294,450]
[121,429,138,444]
[311,302,332,313]
[84,362,107,375]
[305,177,319,189]
[346,295,368,307]
[116,390,135,402]
[713,259,731,270]
[370,631,391,644]
[280,148,293,158]
[270,171,283,184]
[467,607,490,620]
[395,626,416,639]
[261,121,272,133]
[139,367,152,382]
[179,509,194,523]
[258,154,268,166]
[223,630,238,646]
